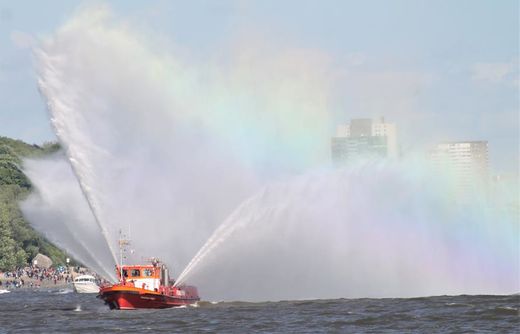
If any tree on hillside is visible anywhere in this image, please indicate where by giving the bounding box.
[0,136,66,271]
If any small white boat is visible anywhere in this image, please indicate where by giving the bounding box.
[0,289,10,294]
[73,275,100,294]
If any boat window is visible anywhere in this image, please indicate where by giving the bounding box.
[122,269,128,277]
[143,269,153,277]
[131,269,140,277]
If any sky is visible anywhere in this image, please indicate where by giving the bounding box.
[0,0,518,174]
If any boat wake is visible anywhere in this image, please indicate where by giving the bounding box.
[55,288,74,295]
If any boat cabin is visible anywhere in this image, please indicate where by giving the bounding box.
[74,275,97,284]
[117,265,162,291]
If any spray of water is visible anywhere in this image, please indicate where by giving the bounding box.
[22,5,518,299]
[175,162,518,300]
[26,5,332,280]
[174,194,264,286]
[21,153,116,281]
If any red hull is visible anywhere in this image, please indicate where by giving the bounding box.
[98,285,199,310]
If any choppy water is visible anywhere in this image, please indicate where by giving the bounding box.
[0,289,518,333]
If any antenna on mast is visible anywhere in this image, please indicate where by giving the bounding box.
[118,229,130,282]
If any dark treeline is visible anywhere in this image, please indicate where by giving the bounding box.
[0,136,68,271]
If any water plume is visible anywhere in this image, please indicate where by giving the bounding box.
[21,153,116,281]
[175,162,518,300]
[26,4,332,280]
[22,5,518,300]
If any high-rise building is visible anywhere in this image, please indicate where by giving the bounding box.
[331,118,397,165]
[428,141,489,198]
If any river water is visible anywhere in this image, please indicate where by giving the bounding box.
[0,289,518,333]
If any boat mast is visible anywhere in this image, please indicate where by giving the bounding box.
[118,229,129,282]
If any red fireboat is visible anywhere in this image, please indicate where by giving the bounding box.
[98,261,199,310]
[97,233,200,309]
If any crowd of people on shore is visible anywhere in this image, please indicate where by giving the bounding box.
[0,265,73,289]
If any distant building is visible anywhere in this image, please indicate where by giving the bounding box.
[428,141,489,199]
[331,118,397,165]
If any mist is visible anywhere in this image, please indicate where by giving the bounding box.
[21,5,519,300]
[21,153,116,281]
[176,162,518,300]
[29,5,332,276]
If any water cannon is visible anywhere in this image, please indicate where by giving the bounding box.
[161,263,170,286]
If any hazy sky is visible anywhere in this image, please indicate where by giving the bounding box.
[0,0,518,173]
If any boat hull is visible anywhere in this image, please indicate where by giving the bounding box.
[74,283,100,294]
[98,286,199,310]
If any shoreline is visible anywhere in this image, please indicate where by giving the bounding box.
[0,277,72,290]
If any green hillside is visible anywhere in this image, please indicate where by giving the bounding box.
[0,136,67,271]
